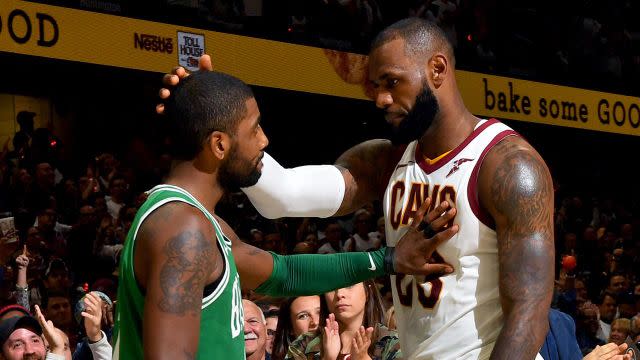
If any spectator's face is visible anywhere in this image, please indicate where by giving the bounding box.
[78,206,97,227]
[2,328,46,360]
[45,296,72,328]
[609,321,629,345]
[35,163,54,187]
[609,276,627,295]
[17,169,32,186]
[37,209,56,233]
[265,317,277,354]
[325,283,367,325]
[355,214,371,235]
[110,179,127,198]
[290,296,320,337]
[600,295,617,322]
[325,224,342,246]
[44,270,70,293]
[242,300,267,358]
[579,308,599,336]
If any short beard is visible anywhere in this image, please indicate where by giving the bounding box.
[389,81,440,145]
[218,146,262,192]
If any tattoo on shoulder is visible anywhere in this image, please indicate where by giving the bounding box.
[158,230,214,316]
[490,148,553,246]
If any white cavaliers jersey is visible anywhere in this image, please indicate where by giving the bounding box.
[383,119,541,360]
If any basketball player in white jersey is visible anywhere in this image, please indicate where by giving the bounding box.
[159,19,555,359]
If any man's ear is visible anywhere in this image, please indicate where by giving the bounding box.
[208,131,231,160]
[427,53,449,89]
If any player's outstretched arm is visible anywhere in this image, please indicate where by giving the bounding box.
[240,138,398,219]
[224,199,457,295]
[136,203,219,360]
[478,136,555,360]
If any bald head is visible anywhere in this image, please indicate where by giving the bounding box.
[371,18,455,67]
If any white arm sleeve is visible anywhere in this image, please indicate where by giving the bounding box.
[241,152,346,219]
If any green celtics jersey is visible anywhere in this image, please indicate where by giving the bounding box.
[113,184,245,359]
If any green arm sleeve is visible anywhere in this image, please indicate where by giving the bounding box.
[254,247,387,296]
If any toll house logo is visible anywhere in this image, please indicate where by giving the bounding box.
[134,33,173,54]
[177,31,205,71]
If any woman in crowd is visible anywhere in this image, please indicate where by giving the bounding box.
[271,295,321,360]
[287,279,399,360]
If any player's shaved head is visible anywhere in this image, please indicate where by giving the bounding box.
[370,18,455,67]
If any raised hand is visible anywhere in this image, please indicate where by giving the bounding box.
[322,313,341,360]
[350,326,374,360]
[81,292,104,342]
[34,304,65,355]
[156,54,213,114]
[393,197,458,275]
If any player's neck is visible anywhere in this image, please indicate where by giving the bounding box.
[165,160,223,212]
[417,107,478,159]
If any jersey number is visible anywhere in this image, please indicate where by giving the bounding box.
[394,251,445,309]
[395,274,442,309]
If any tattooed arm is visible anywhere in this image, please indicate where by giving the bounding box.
[134,203,222,360]
[478,136,554,360]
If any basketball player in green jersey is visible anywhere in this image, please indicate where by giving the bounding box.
[113,71,458,359]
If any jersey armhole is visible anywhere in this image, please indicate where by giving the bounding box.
[467,130,519,230]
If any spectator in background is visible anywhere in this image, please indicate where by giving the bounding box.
[73,291,113,360]
[41,290,75,343]
[597,292,618,343]
[608,318,631,346]
[105,175,127,221]
[343,209,376,252]
[317,221,345,254]
[271,296,321,360]
[287,280,399,360]
[576,302,606,355]
[264,309,279,356]
[243,299,270,360]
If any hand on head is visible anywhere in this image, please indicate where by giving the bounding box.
[157,55,213,114]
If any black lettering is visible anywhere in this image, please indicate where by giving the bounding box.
[36,13,58,47]
[613,101,625,126]
[522,96,531,115]
[508,82,520,113]
[498,92,507,112]
[8,10,31,44]
[629,104,640,128]
[579,104,588,122]
[550,100,559,119]
[539,98,548,117]
[598,99,610,124]
[483,78,495,110]
[561,101,577,121]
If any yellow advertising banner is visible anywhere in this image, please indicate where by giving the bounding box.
[0,0,368,99]
[1,0,640,136]
[457,71,640,136]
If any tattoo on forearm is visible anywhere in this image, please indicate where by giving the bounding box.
[489,145,554,359]
[158,230,214,316]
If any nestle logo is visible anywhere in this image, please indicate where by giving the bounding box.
[134,33,173,54]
